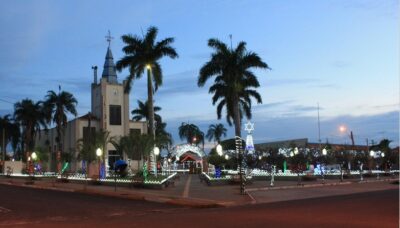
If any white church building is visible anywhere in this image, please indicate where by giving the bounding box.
[35,39,147,174]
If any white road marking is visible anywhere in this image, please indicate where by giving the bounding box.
[182,175,192,198]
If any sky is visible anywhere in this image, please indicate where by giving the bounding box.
[0,0,399,149]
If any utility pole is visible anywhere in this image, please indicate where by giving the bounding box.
[317,103,321,151]
[2,127,5,174]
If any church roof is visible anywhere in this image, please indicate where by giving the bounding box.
[102,47,118,84]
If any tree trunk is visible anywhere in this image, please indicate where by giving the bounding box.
[233,95,245,194]
[147,69,155,139]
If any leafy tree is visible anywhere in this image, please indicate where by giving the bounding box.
[116,26,178,138]
[206,123,227,144]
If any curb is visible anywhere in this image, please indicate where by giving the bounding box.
[0,180,228,208]
[246,181,352,192]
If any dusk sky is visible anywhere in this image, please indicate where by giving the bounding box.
[0,0,398,149]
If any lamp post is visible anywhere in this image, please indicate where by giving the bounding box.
[153,146,160,177]
[358,160,363,181]
[321,148,327,183]
[96,148,102,180]
[31,152,37,178]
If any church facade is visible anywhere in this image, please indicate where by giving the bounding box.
[35,42,147,174]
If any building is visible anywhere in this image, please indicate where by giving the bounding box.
[35,40,147,174]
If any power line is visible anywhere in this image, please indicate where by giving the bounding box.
[0,98,14,104]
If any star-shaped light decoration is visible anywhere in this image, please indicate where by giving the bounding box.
[244,121,254,134]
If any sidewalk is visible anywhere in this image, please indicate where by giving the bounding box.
[0,174,398,208]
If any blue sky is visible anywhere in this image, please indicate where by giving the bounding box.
[0,0,398,149]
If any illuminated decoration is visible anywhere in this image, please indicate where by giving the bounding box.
[61,162,69,174]
[294,147,299,155]
[31,152,37,161]
[225,154,229,160]
[244,121,255,153]
[369,150,375,157]
[171,143,205,159]
[322,148,327,155]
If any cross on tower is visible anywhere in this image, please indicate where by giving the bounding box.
[105,30,114,47]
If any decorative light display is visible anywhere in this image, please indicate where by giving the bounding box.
[244,121,255,153]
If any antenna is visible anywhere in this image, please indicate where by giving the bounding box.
[140,27,145,38]
[318,103,321,151]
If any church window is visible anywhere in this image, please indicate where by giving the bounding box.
[109,105,121,125]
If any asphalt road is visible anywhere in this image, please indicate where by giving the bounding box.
[0,184,398,227]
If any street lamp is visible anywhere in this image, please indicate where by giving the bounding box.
[216,144,223,156]
[153,146,160,177]
[321,148,327,183]
[31,152,37,177]
[96,148,102,179]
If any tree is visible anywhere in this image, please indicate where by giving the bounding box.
[77,129,113,177]
[130,100,172,149]
[14,99,47,160]
[0,115,12,162]
[44,90,78,155]
[198,39,268,194]
[178,122,204,146]
[116,26,178,138]
[131,100,162,122]
[206,123,227,144]
[198,38,269,138]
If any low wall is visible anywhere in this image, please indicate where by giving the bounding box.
[4,161,24,174]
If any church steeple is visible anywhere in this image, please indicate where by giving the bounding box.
[102,31,118,84]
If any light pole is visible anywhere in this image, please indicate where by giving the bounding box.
[31,152,37,178]
[358,160,363,181]
[96,148,102,180]
[321,148,327,183]
[153,146,160,177]
[370,150,385,180]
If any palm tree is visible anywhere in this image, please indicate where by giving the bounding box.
[198,38,269,138]
[178,122,204,146]
[116,26,178,138]
[131,100,162,122]
[198,38,269,194]
[0,115,12,162]
[44,90,78,155]
[14,99,47,160]
[206,123,227,144]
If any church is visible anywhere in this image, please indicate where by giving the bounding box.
[35,36,147,175]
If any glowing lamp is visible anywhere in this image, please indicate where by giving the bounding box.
[96,148,102,157]
[154,146,160,156]
[216,144,223,156]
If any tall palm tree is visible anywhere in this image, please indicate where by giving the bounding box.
[198,38,269,138]
[206,123,227,144]
[116,26,178,138]
[14,99,47,159]
[131,100,162,122]
[0,115,12,163]
[198,38,269,194]
[178,122,204,146]
[44,90,78,155]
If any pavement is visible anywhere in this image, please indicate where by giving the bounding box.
[0,173,398,208]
